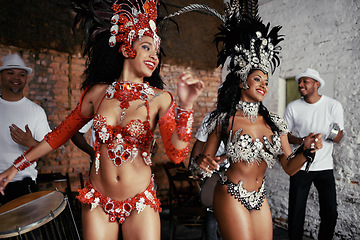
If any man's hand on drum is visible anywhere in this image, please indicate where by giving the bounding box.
[0,167,18,195]
[198,154,220,173]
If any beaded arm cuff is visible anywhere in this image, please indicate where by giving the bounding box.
[286,143,315,173]
[188,155,213,180]
[13,147,34,171]
[158,97,191,164]
[45,90,93,149]
[175,107,194,142]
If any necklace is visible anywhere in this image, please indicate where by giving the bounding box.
[106,81,155,122]
[235,100,260,123]
[106,81,155,108]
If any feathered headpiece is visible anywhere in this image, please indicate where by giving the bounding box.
[73,0,160,58]
[164,0,283,88]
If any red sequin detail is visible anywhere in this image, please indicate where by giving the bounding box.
[45,89,92,149]
[93,82,154,167]
[77,178,162,224]
[109,0,160,56]
[175,108,194,142]
[158,100,191,164]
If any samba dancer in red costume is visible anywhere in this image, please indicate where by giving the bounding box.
[0,0,204,239]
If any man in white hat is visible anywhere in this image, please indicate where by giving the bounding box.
[0,53,51,204]
[284,68,344,240]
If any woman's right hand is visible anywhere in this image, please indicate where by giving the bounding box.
[197,154,220,173]
[0,166,18,195]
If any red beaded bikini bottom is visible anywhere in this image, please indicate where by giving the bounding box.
[77,176,162,223]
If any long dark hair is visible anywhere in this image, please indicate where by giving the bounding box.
[71,0,165,90]
[208,70,280,143]
[80,31,164,90]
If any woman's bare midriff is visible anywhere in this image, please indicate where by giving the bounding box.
[89,148,153,201]
[225,160,268,191]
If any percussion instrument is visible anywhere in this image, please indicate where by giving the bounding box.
[0,191,80,240]
[200,173,220,207]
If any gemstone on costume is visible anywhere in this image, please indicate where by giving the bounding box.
[108,150,115,159]
[115,157,122,166]
[121,150,131,161]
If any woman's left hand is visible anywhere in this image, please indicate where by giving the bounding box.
[177,72,204,109]
[0,166,18,196]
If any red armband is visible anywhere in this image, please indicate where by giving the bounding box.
[45,90,93,149]
[13,147,34,171]
[158,95,193,164]
[175,107,194,142]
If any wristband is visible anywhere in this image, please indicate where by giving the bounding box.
[175,107,194,142]
[189,154,213,180]
[13,147,34,171]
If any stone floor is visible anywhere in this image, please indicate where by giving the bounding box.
[159,209,313,240]
[72,206,313,240]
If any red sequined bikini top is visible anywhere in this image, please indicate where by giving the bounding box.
[92,81,155,172]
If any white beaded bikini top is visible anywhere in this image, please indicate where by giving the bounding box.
[226,112,289,168]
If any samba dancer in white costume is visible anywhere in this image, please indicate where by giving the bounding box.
[167,1,324,239]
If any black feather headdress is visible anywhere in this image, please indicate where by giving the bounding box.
[217,0,283,88]
[164,0,283,87]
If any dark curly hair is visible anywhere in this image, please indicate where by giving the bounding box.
[72,0,165,90]
[80,31,164,90]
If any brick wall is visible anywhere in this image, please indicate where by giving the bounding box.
[0,45,221,197]
[259,0,360,239]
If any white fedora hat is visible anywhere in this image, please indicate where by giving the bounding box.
[295,68,325,88]
[0,54,32,75]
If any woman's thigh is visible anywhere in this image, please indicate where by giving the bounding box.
[81,203,120,240]
[121,205,161,240]
[249,198,273,240]
[213,185,272,240]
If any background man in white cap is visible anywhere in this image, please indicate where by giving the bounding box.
[0,53,50,204]
[284,68,344,239]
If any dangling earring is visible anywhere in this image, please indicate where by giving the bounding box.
[124,45,136,58]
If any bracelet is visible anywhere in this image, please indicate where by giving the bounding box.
[13,155,32,171]
[13,147,34,171]
[189,155,213,180]
[287,143,304,160]
[175,107,194,142]
[326,123,340,141]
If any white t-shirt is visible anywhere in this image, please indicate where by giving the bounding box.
[78,119,95,147]
[284,95,344,171]
[0,97,51,181]
[195,113,226,157]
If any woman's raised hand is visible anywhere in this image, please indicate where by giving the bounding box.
[177,72,204,109]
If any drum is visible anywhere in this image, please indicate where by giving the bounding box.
[200,174,220,208]
[0,191,80,240]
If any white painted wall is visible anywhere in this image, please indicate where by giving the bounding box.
[260,0,360,239]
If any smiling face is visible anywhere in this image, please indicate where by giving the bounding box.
[122,36,159,80]
[0,68,27,100]
[297,77,319,97]
[240,70,269,102]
